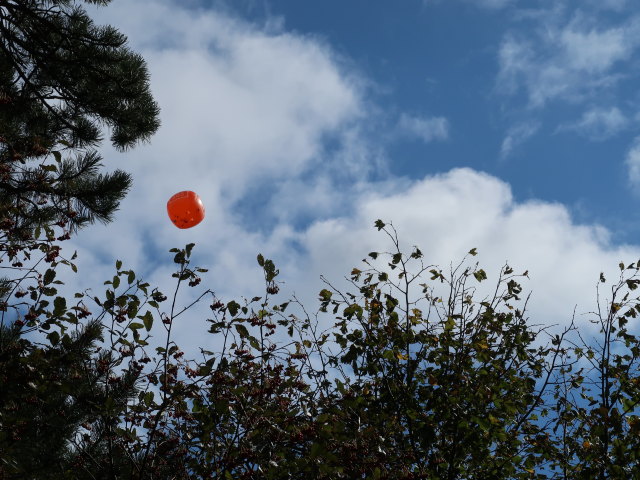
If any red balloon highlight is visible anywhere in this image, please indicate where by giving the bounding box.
[167,191,205,229]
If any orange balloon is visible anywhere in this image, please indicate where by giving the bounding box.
[167,191,205,229]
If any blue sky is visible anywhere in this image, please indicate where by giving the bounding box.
[74,0,640,351]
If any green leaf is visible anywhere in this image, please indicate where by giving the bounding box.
[139,310,153,331]
[344,304,363,320]
[622,397,636,413]
[263,259,279,282]
[43,269,55,285]
[129,322,144,330]
[444,316,456,331]
[368,251,378,259]
[173,251,185,264]
[126,300,139,320]
[116,260,122,270]
[473,269,487,282]
[198,364,213,376]
[235,324,249,338]
[47,331,60,346]
[227,301,240,316]
[53,296,66,316]
[257,253,265,266]
[143,391,154,407]
[52,150,62,163]
[43,287,57,296]
[374,219,386,231]
[469,248,478,256]
[319,289,332,301]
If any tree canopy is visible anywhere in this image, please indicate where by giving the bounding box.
[3,223,640,478]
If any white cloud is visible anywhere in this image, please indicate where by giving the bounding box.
[561,26,629,73]
[585,0,628,11]
[90,0,364,193]
[397,113,449,143]
[558,106,628,140]
[64,0,369,299]
[500,121,540,158]
[497,14,640,107]
[55,0,640,358]
[626,137,640,189]
[424,0,514,9]
[472,0,514,9]
[299,169,637,334]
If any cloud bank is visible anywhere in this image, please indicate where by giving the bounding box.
[64,0,640,354]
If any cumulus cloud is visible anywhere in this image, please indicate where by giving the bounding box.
[91,0,364,189]
[78,0,366,255]
[558,106,628,140]
[61,0,371,330]
[397,113,450,143]
[299,168,637,333]
[500,121,540,158]
[59,0,640,356]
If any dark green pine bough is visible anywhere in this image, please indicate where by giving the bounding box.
[0,0,160,238]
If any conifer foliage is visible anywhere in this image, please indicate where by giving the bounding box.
[0,0,160,237]
[0,3,159,476]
